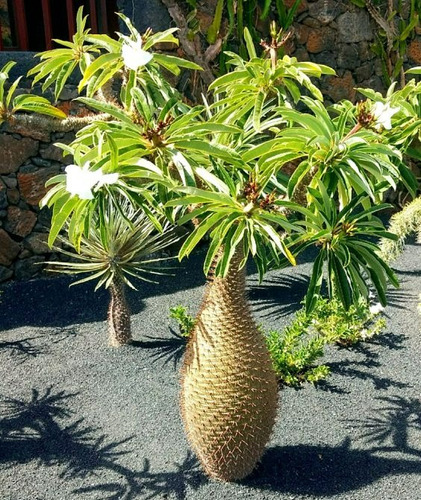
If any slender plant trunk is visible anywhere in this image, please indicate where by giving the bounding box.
[108,277,132,347]
[180,248,279,481]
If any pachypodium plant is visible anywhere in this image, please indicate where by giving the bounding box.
[7,9,413,482]
[46,196,180,346]
[0,61,66,125]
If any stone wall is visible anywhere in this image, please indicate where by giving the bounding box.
[0,124,74,282]
[287,0,421,102]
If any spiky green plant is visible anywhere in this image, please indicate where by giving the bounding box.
[0,61,66,125]
[378,197,421,263]
[48,198,181,346]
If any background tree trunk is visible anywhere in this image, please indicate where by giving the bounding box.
[108,277,132,347]
[180,248,279,481]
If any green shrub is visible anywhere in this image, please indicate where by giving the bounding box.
[312,296,387,346]
[170,295,386,388]
[169,305,196,337]
[264,295,386,388]
[264,312,329,388]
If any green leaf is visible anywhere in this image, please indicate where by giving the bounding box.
[152,53,203,72]
[253,90,266,132]
[287,161,311,199]
[143,28,179,50]
[77,97,134,126]
[179,212,227,259]
[13,95,67,119]
[243,27,257,59]
[79,52,121,90]
[330,255,352,310]
[5,76,22,108]
[55,60,78,99]
[195,167,230,194]
[208,70,250,92]
[305,249,325,313]
[207,0,224,44]
[49,195,80,247]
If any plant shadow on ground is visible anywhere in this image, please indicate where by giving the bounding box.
[0,251,207,331]
[317,331,409,394]
[132,329,187,369]
[246,395,421,496]
[0,327,79,362]
[248,273,310,319]
[0,387,207,500]
[2,387,421,498]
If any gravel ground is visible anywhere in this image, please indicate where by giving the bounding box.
[1,242,420,500]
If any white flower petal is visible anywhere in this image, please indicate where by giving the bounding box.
[372,102,399,130]
[122,39,153,71]
[65,164,97,199]
[369,302,384,315]
[65,164,115,199]
[96,172,119,188]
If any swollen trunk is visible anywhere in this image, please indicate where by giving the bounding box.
[180,249,278,481]
[108,277,132,347]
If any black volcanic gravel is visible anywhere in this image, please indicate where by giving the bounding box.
[1,243,421,500]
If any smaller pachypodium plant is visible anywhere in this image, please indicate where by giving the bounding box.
[47,197,180,347]
[28,7,201,102]
[0,61,66,125]
[379,197,421,263]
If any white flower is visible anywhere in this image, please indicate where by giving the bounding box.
[121,38,153,71]
[371,102,399,130]
[369,302,384,315]
[65,163,119,200]
[96,172,119,188]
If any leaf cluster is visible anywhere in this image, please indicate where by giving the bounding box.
[169,305,196,337]
[265,294,386,388]
[47,197,181,291]
[0,62,66,125]
[27,8,202,101]
[29,14,419,313]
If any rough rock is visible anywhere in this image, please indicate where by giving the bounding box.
[5,206,37,237]
[2,176,17,189]
[308,0,343,24]
[337,11,373,43]
[36,207,52,229]
[40,143,67,162]
[0,265,13,282]
[3,122,51,142]
[24,232,50,255]
[0,229,21,266]
[324,70,356,102]
[408,39,421,64]
[17,166,60,206]
[0,135,39,174]
[284,0,308,14]
[355,62,375,83]
[14,256,45,280]
[294,24,310,45]
[0,180,7,209]
[306,27,336,53]
[7,189,20,205]
[337,43,360,69]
